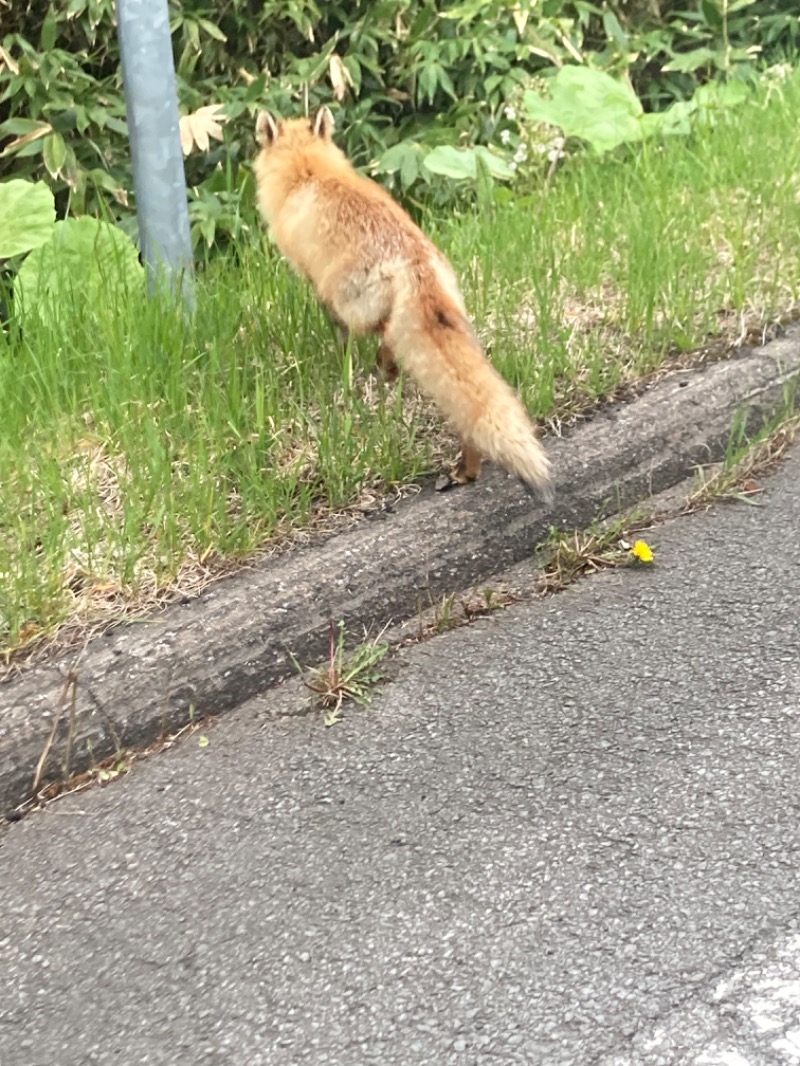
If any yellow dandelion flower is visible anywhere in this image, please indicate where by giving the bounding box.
[631,539,654,563]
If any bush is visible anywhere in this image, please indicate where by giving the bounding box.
[1,0,798,249]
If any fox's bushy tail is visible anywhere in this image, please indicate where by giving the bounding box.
[384,283,552,499]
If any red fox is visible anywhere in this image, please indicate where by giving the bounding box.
[253,106,552,499]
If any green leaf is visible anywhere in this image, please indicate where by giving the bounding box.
[15,217,144,324]
[42,132,67,178]
[524,66,644,154]
[198,18,227,42]
[242,74,267,103]
[0,117,51,136]
[423,144,512,181]
[104,117,129,136]
[640,100,696,138]
[437,65,457,102]
[87,105,110,127]
[343,55,362,95]
[376,143,408,172]
[73,105,89,133]
[14,139,47,159]
[438,0,488,19]
[695,81,750,109]
[418,64,438,105]
[602,10,628,48]
[199,215,216,247]
[0,179,56,258]
[423,145,477,180]
[185,19,200,50]
[473,146,514,179]
[699,0,723,30]
[662,48,718,73]
[87,167,124,193]
[40,8,59,50]
[400,148,419,189]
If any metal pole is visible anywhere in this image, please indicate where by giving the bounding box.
[116,0,194,304]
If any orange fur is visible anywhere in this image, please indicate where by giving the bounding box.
[253,107,552,498]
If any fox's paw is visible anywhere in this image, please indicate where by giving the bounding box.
[435,473,459,492]
[435,467,476,492]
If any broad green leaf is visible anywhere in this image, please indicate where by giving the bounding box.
[423,145,477,180]
[524,66,644,154]
[15,216,144,324]
[376,142,412,172]
[0,179,56,257]
[640,100,696,138]
[424,144,513,181]
[473,146,514,179]
[376,142,428,189]
[695,80,750,108]
[662,47,718,73]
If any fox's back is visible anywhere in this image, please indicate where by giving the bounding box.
[255,117,432,280]
[254,110,466,324]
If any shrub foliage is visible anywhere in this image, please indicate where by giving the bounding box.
[1,0,797,247]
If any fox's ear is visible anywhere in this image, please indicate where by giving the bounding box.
[311,106,335,141]
[255,111,279,147]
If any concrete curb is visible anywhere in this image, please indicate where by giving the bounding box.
[3,328,800,812]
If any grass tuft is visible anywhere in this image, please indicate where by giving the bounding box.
[686,407,800,510]
[540,513,656,592]
[295,621,390,727]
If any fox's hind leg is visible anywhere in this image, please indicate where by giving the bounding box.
[453,442,482,484]
[378,324,482,489]
[325,264,392,337]
[325,308,350,349]
[376,338,399,382]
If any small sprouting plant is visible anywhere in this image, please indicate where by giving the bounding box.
[298,620,389,727]
[686,406,800,509]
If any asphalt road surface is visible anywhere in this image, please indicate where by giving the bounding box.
[2,449,800,1066]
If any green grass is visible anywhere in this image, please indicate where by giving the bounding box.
[3,68,800,661]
